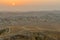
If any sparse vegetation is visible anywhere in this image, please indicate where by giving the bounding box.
[0,11,60,40]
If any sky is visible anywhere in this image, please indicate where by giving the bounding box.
[0,0,60,11]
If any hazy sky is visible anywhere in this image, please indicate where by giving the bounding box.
[0,0,60,11]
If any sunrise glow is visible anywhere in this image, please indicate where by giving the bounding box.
[12,2,16,6]
[0,0,59,6]
[0,0,33,6]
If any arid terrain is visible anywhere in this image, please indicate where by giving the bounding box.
[0,11,60,40]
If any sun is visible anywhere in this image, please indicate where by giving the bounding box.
[12,2,16,6]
